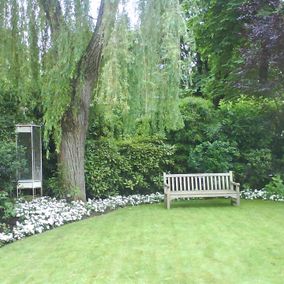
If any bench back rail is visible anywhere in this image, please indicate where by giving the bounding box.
[164,172,234,192]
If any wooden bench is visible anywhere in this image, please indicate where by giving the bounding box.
[163,171,240,209]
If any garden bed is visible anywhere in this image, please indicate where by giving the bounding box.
[1,189,284,246]
[0,193,164,245]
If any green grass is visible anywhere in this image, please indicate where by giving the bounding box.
[0,199,284,284]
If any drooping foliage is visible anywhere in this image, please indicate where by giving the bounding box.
[97,0,189,135]
[0,0,91,137]
[1,0,190,200]
[40,0,93,145]
[1,0,188,144]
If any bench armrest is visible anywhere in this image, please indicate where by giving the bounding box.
[164,183,170,194]
[230,181,240,192]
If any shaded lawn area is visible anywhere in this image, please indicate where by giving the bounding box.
[0,199,284,283]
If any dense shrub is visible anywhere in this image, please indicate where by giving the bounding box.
[219,97,274,150]
[168,95,282,189]
[265,175,284,196]
[85,137,175,197]
[188,141,239,173]
[240,149,272,189]
[0,191,15,220]
[218,97,282,188]
[0,142,26,194]
[0,141,26,221]
[85,139,122,197]
[167,96,217,173]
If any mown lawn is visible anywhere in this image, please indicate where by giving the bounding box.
[0,199,284,284]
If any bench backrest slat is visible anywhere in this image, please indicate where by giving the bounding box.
[206,176,210,190]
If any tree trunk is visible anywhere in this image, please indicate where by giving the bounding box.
[54,1,118,201]
[59,80,93,201]
[40,0,119,201]
[59,122,86,201]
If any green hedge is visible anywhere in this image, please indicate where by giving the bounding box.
[0,141,25,220]
[85,137,175,197]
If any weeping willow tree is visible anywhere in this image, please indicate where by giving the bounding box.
[1,0,119,201]
[0,0,191,201]
[98,0,190,135]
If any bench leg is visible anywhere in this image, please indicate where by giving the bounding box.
[235,195,240,206]
[167,196,171,209]
[164,194,171,209]
[231,196,240,206]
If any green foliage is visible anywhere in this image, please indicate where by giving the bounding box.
[237,149,272,189]
[85,137,175,197]
[46,172,80,201]
[0,141,26,194]
[188,141,239,173]
[265,175,284,196]
[0,141,18,220]
[97,0,189,135]
[41,2,92,147]
[0,191,15,220]
[218,97,279,188]
[85,139,121,197]
[0,91,20,141]
[219,97,275,150]
[173,96,216,144]
[168,96,217,173]
[169,95,280,189]
[185,0,245,102]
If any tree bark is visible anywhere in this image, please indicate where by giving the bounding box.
[41,0,119,201]
[59,80,93,201]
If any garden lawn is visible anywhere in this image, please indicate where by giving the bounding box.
[0,199,284,284]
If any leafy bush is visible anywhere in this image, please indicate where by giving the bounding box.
[167,96,217,173]
[0,142,27,192]
[46,167,80,200]
[188,141,239,173]
[85,139,122,197]
[265,175,284,196]
[85,137,175,197]
[219,97,274,150]
[0,191,15,220]
[0,141,25,220]
[237,149,272,189]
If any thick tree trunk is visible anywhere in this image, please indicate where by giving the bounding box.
[41,0,119,201]
[59,1,118,201]
[59,80,93,201]
[59,123,86,200]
